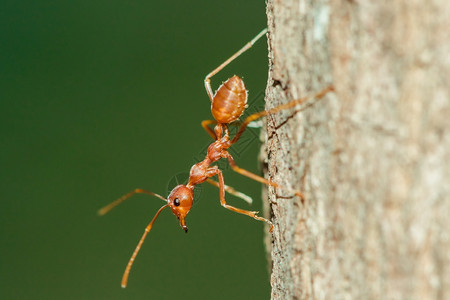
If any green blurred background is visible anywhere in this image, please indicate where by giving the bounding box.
[0,1,270,299]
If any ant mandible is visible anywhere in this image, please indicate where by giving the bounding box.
[98,28,334,288]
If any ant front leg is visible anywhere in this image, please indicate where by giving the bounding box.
[224,152,305,202]
[210,167,273,231]
[205,178,253,205]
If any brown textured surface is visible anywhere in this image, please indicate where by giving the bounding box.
[264,0,450,299]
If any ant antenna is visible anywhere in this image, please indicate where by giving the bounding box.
[98,189,170,287]
[98,189,167,216]
[121,204,169,288]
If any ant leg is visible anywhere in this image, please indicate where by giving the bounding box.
[205,178,253,205]
[231,85,335,144]
[201,120,217,139]
[213,168,273,232]
[224,152,305,201]
[98,189,167,216]
[204,28,268,102]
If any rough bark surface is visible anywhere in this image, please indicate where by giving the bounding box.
[263,0,450,299]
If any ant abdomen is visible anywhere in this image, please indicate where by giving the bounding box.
[211,75,248,124]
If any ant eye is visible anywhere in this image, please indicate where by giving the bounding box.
[174,198,180,206]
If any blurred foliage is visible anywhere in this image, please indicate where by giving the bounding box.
[0,1,270,299]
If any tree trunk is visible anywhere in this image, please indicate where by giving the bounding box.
[263,0,450,299]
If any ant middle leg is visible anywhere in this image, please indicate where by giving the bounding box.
[224,152,305,201]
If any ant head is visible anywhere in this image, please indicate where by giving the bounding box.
[167,185,193,233]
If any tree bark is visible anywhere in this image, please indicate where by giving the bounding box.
[263,0,450,299]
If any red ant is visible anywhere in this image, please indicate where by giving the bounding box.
[98,28,334,288]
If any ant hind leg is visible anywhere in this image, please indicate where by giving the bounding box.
[231,85,335,145]
[204,29,268,102]
[201,120,217,139]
